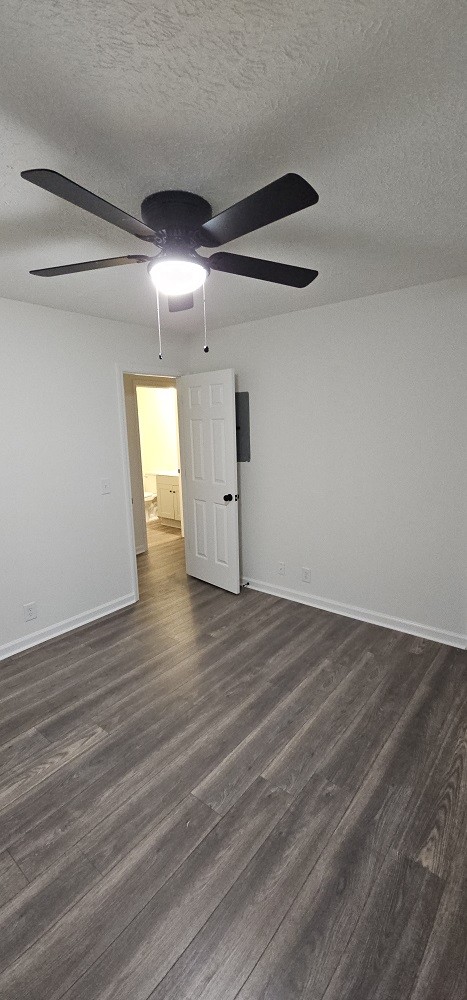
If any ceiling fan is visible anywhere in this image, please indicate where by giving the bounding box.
[21,169,319,311]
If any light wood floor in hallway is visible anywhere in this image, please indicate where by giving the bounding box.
[0,523,466,1000]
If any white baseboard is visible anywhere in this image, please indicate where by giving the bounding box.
[0,593,137,662]
[242,578,466,650]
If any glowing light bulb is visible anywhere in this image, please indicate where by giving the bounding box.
[148,258,208,296]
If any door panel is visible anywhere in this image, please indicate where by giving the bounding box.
[177,369,240,594]
[190,419,205,480]
[211,419,227,483]
[194,499,208,558]
[214,503,229,565]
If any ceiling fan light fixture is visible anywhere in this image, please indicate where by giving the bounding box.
[148,257,208,297]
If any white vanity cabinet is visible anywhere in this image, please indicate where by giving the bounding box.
[156,473,181,524]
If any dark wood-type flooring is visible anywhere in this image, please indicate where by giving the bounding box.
[0,523,466,999]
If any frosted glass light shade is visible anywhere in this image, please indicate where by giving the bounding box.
[148,258,207,296]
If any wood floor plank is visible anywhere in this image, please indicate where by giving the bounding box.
[0,723,107,809]
[232,651,449,1000]
[6,588,281,751]
[408,801,467,1000]
[0,847,101,976]
[0,583,224,693]
[2,601,336,876]
[0,523,465,1000]
[153,642,447,1000]
[0,850,28,907]
[0,727,50,775]
[6,619,303,876]
[0,639,157,747]
[394,653,467,879]
[192,625,384,815]
[0,584,265,740]
[0,795,218,1000]
[318,641,453,791]
[403,734,466,879]
[0,778,290,1000]
[148,773,358,1000]
[321,852,444,1000]
[0,633,138,701]
[90,597,306,735]
[0,632,92,684]
[0,624,163,711]
[0,601,290,856]
[262,637,445,798]
[76,672,299,874]
[234,789,413,1000]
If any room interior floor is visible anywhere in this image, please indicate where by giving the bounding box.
[0,522,465,1000]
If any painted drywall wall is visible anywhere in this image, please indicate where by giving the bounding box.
[190,277,466,646]
[0,296,188,658]
[136,386,179,477]
[1,278,465,658]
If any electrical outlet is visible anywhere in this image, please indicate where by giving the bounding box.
[302,567,311,584]
[23,602,37,622]
[101,478,111,495]
[278,561,285,575]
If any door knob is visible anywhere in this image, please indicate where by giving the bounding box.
[223,493,233,502]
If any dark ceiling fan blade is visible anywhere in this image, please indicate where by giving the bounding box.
[208,252,318,288]
[21,169,156,241]
[29,254,152,277]
[199,174,318,247]
[168,293,194,312]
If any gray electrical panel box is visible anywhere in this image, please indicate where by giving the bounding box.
[235,392,250,462]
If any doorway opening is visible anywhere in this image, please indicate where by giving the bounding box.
[120,366,240,601]
[123,374,184,571]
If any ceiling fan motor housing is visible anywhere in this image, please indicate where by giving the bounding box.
[140,190,213,251]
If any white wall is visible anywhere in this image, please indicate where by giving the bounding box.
[190,277,466,646]
[136,386,179,476]
[1,278,465,659]
[0,296,188,658]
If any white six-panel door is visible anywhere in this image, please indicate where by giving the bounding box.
[177,370,240,594]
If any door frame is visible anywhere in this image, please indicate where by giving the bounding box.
[123,374,147,556]
[115,363,181,603]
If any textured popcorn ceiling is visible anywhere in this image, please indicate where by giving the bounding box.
[0,0,465,332]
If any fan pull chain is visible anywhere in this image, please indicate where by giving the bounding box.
[155,287,163,360]
[202,283,209,353]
